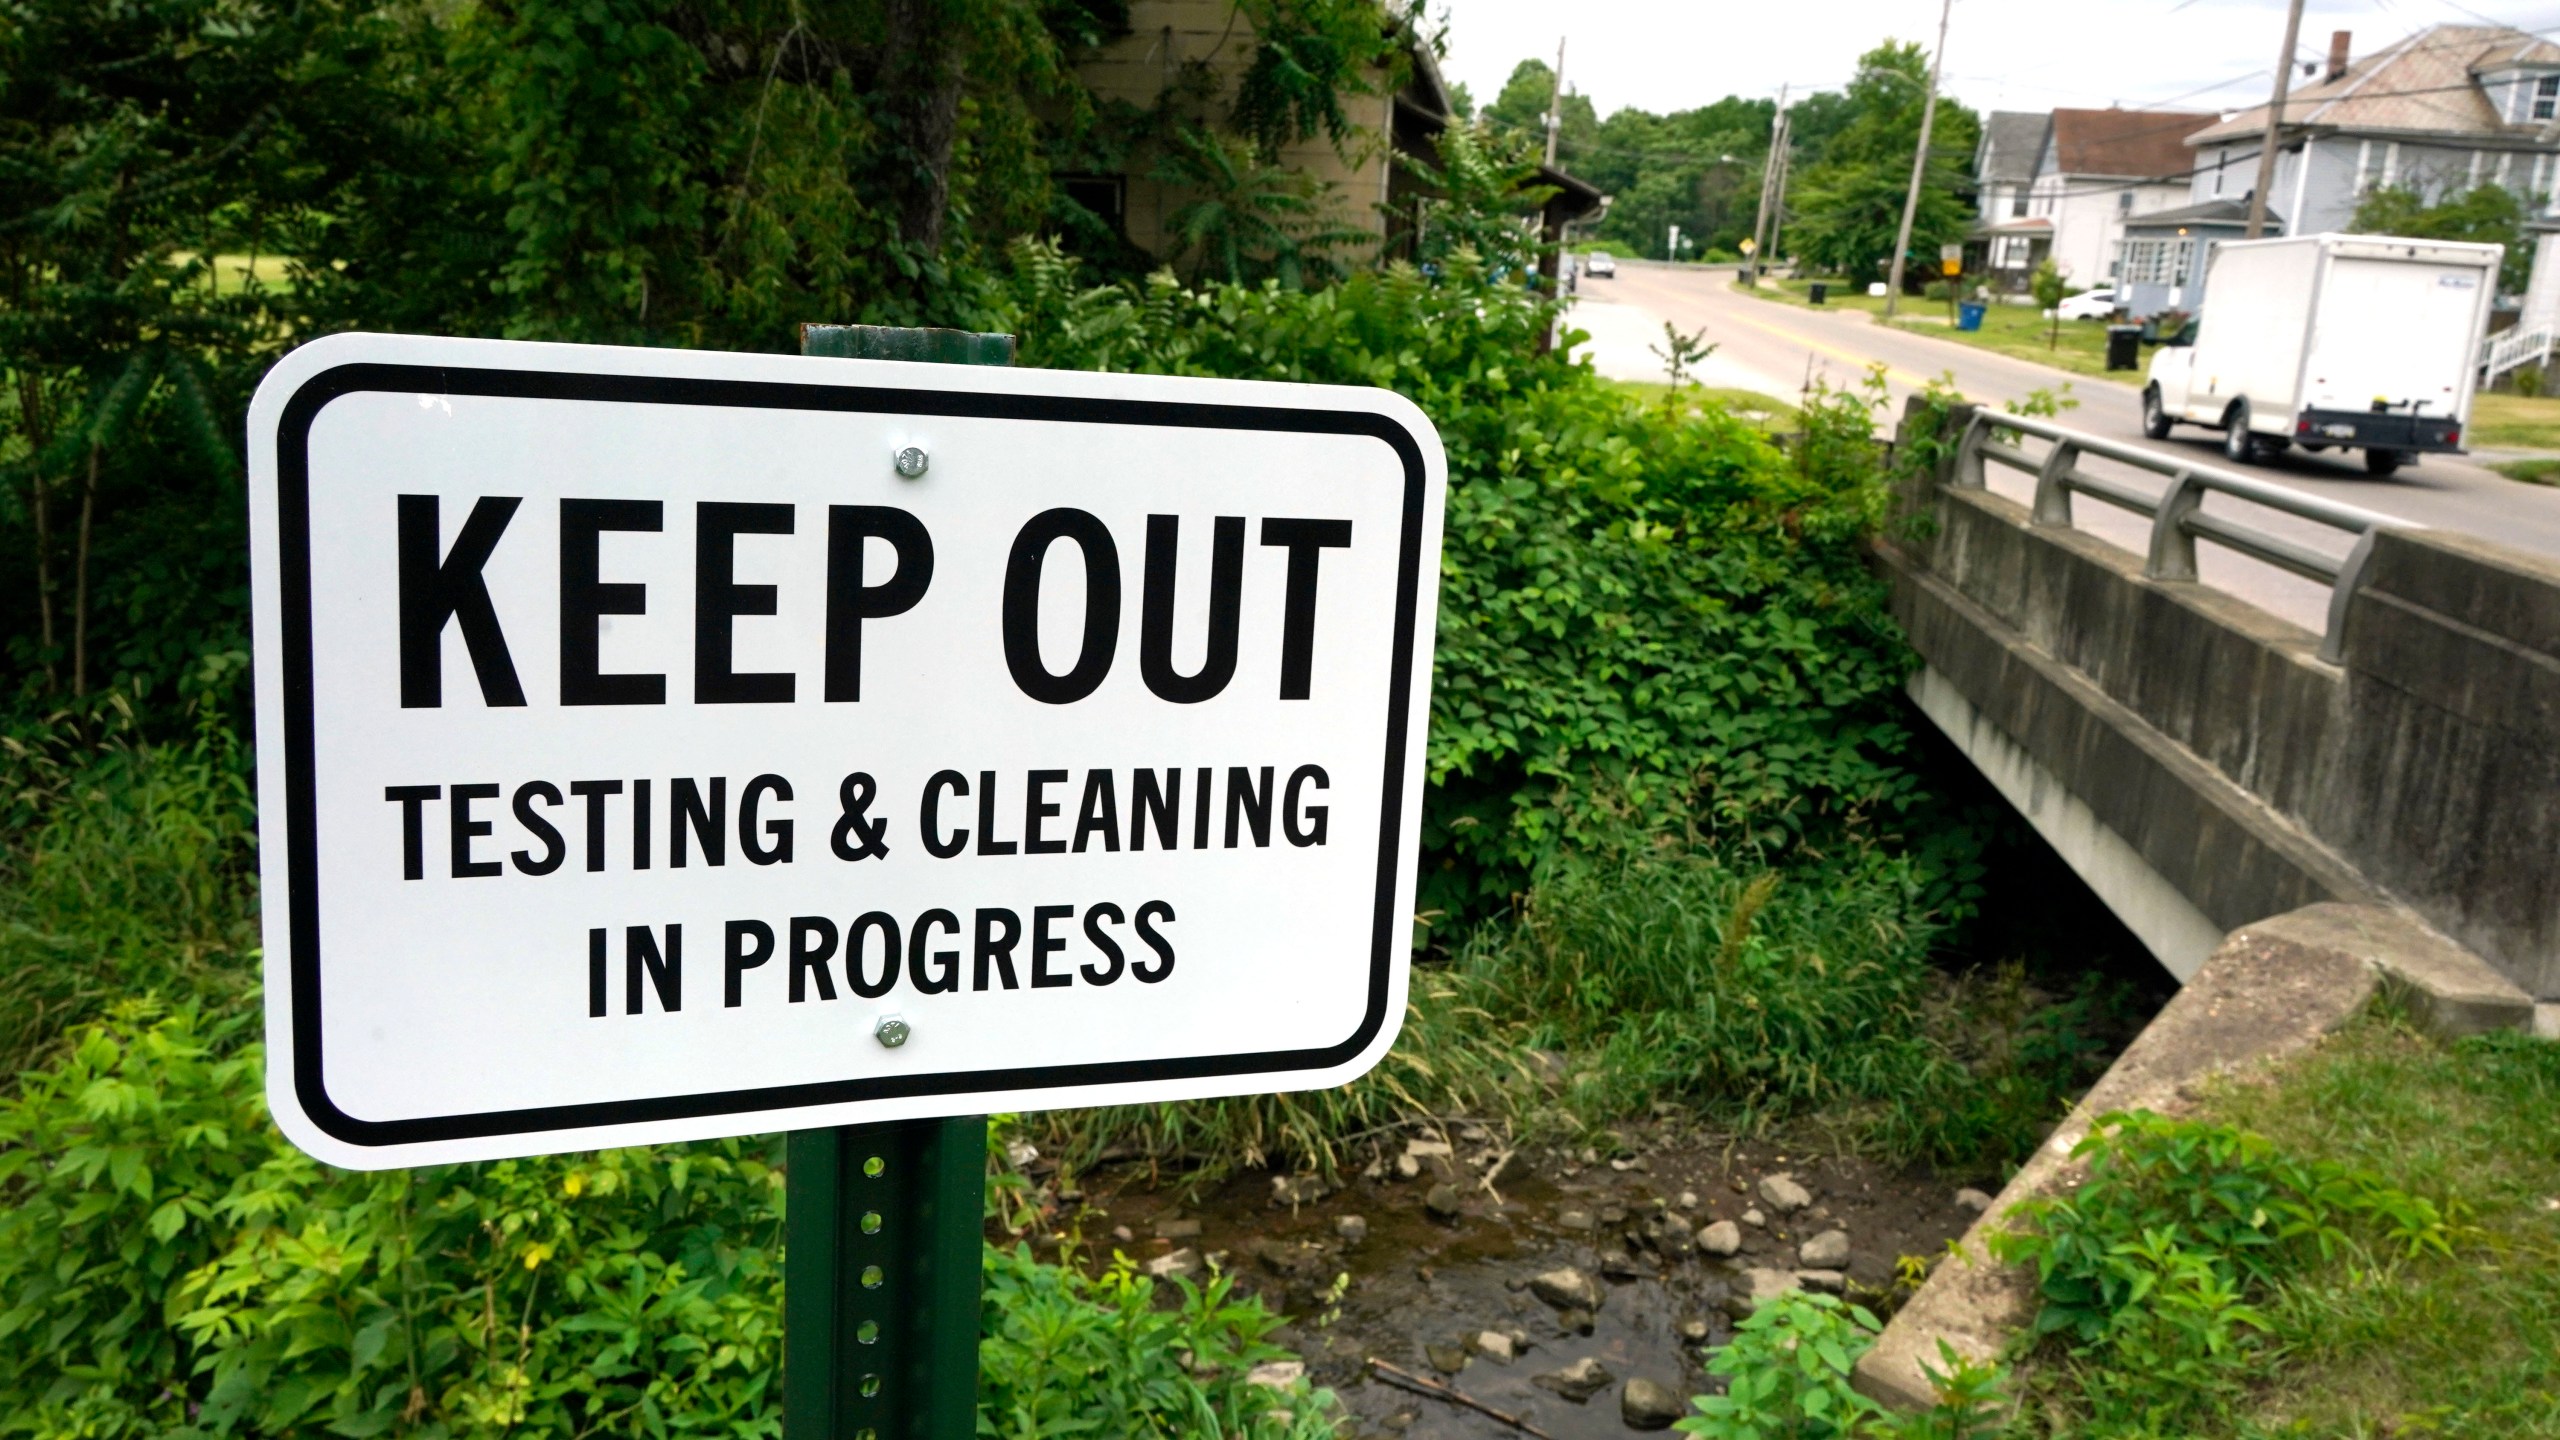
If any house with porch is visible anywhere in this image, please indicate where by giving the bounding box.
[1970,110,2052,291]
[2139,25,2560,319]
[2022,108,2216,289]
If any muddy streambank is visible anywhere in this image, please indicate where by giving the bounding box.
[1031,1126,2002,1438]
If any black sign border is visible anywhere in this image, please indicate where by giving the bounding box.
[273,359,1428,1148]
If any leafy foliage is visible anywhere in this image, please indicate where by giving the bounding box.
[981,1244,1338,1438]
[1153,127,1368,285]
[1679,1292,1885,1439]
[0,996,1339,1436]
[990,243,1929,915]
[1994,1109,2456,1435]
[1781,43,1978,284]
[1227,0,1405,160]
[2349,182,2531,292]
[1675,1291,2004,1440]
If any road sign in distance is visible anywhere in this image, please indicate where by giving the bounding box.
[249,333,1446,1169]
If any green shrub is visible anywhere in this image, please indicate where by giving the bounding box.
[1674,1290,2004,1440]
[993,245,1932,918]
[1994,1110,2455,1434]
[0,1000,1334,1437]
[1679,1291,1885,1438]
[980,1245,1338,1439]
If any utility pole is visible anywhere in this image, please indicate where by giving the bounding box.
[1883,0,1954,321]
[2245,0,2307,239]
[1749,85,1790,285]
[1544,36,1567,170]
[1767,120,1797,275]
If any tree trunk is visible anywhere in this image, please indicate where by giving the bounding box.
[17,372,58,692]
[73,441,96,695]
[874,0,967,252]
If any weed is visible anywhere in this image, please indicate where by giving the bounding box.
[1996,1104,2465,1435]
[1675,1292,2006,1440]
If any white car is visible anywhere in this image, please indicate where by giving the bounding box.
[1584,252,1617,278]
[2055,286,2118,321]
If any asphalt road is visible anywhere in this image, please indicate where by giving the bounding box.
[1569,260,2560,632]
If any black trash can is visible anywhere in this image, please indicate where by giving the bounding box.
[1809,282,1829,305]
[2106,324,2142,372]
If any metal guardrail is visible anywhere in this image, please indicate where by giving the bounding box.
[1949,410,2408,663]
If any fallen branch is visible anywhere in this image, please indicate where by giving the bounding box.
[1364,1358,1555,1440]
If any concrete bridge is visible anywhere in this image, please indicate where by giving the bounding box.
[1878,405,2559,1019]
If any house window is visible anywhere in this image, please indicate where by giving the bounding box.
[2118,190,2135,214]
[2212,147,2227,197]
[1059,175,1127,232]
[2172,240,2195,287]
[2535,74,2559,121]
[2010,187,2028,218]
[2122,240,2162,285]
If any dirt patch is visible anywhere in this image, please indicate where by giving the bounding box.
[1020,1125,1995,1438]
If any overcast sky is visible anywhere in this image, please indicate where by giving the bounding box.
[1438,0,2560,123]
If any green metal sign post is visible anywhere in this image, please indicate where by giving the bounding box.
[782,323,1014,1440]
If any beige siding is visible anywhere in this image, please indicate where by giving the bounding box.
[1077,0,1395,261]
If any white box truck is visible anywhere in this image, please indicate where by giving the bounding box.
[2143,234,2501,476]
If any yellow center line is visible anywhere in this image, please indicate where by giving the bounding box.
[1701,302,1940,391]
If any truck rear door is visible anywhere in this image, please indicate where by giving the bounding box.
[2301,255,2486,422]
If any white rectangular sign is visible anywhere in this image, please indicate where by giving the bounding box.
[249,332,1445,1169]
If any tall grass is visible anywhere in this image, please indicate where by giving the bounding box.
[0,694,255,1071]
[1041,835,2124,1179]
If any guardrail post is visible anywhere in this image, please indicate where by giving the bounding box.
[2318,528,2385,664]
[2145,470,2203,581]
[2031,440,2079,526]
[1951,412,1988,489]
[785,321,1006,1440]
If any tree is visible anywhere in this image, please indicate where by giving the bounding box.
[0,0,1129,713]
[1780,41,1978,283]
[2351,184,2531,293]
[2032,260,2068,348]
[1482,58,1597,166]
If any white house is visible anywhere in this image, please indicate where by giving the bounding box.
[1971,110,2052,289]
[2143,26,2560,322]
[2180,26,2560,247]
[2022,107,2215,287]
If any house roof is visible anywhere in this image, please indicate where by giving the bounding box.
[2189,24,2560,143]
[2048,108,2218,179]
[1978,111,2047,186]
[2120,198,2278,231]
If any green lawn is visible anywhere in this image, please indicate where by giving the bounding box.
[2470,392,2560,451]
[2190,1015,2560,1434]
[2016,1011,2560,1436]
[1735,276,2137,385]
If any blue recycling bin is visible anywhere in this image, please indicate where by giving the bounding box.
[1956,301,1987,332]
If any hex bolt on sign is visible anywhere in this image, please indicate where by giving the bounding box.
[874,1014,911,1049]
[894,446,929,478]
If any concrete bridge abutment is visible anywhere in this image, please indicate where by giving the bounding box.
[1879,404,2560,1005]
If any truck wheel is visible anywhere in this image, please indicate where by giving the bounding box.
[2221,401,2255,464]
[2366,448,2403,477]
[2142,385,2173,440]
